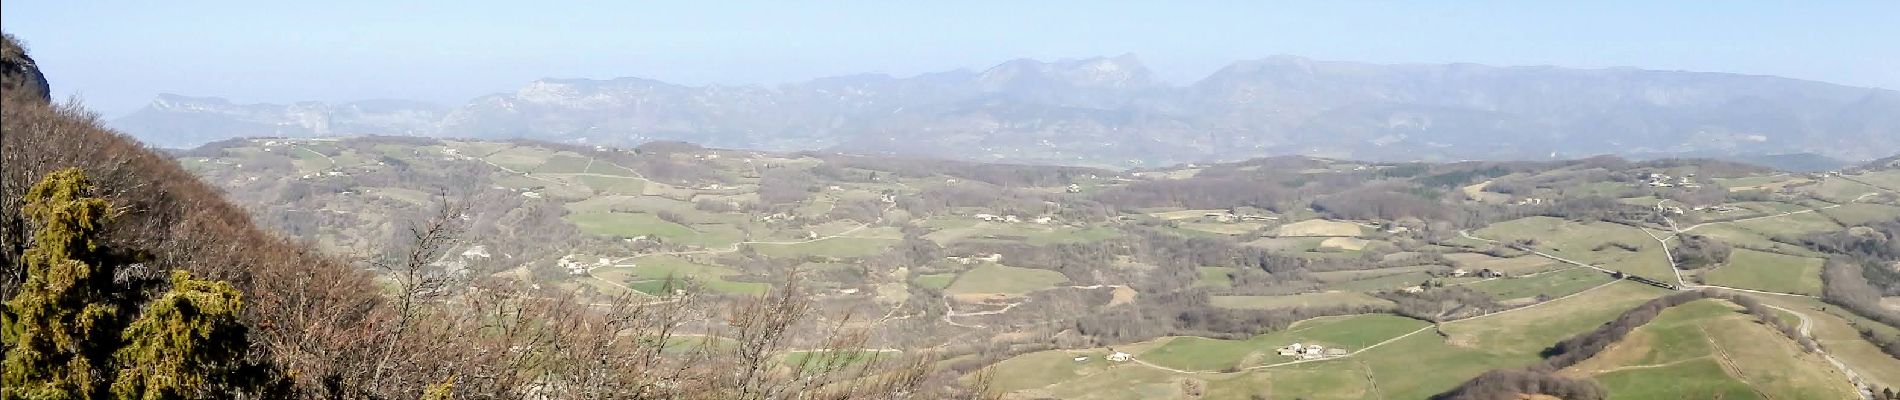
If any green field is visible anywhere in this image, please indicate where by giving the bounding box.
[747,237,899,259]
[1320,271,1434,292]
[1197,267,1236,287]
[985,349,1128,393]
[1592,359,1758,400]
[1028,226,1122,245]
[290,146,335,172]
[924,221,1121,246]
[1309,265,1439,283]
[1475,217,1655,265]
[483,146,556,171]
[1210,292,1394,310]
[565,211,745,247]
[1703,249,1825,296]
[1134,314,1428,372]
[1807,177,1884,202]
[1467,267,1613,300]
[1444,252,1562,275]
[1854,170,1900,191]
[1595,245,1677,284]
[534,153,593,173]
[566,211,695,238]
[1564,299,1858,400]
[1821,203,1900,226]
[1349,282,1671,399]
[1730,211,1842,237]
[912,273,956,290]
[575,175,648,195]
[1690,224,1820,257]
[943,263,1069,295]
[591,256,769,295]
[1714,175,1786,189]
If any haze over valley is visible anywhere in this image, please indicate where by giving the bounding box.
[115,55,1900,168]
[6,2,1900,400]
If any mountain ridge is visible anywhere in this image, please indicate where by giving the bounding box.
[114,55,1900,166]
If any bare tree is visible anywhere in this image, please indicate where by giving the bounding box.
[368,196,471,390]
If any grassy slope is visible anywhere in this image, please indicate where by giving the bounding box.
[943,263,1069,295]
[1467,267,1615,300]
[1563,299,1857,400]
[1703,249,1825,296]
[1209,292,1395,310]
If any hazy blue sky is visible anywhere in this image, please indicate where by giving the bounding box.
[6,1,1898,116]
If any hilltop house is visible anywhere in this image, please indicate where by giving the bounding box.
[1301,345,1327,359]
[1277,343,1305,356]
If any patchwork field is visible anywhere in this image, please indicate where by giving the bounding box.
[178,137,1900,399]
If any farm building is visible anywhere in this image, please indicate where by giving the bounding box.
[1276,343,1305,356]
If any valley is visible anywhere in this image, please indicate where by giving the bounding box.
[179,135,1900,399]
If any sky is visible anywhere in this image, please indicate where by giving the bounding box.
[5,1,1899,117]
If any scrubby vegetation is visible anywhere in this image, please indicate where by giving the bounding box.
[0,41,988,398]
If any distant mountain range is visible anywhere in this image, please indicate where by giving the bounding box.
[113,55,1900,167]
